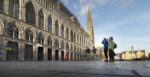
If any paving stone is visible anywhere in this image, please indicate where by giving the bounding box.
[0,61,150,77]
[55,73,133,77]
[136,69,150,77]
[78,69,134,76]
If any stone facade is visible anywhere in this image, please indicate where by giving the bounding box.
[121,50,149,60]
[0,0,94,61]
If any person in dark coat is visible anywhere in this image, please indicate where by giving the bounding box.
[102,38,109,62]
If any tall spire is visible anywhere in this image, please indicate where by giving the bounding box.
[87,7,94,43]
[131,45,134,52]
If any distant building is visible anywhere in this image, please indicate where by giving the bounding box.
[96,47,105,60]
[120,46,149,60]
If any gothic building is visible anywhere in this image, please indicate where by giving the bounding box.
[0,0,95,61]
[120,46,149,60]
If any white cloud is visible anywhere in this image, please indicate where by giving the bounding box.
[110,0,119,5]
[97,10,150,32]
[95,0,108,6]
[79,3,96,17]
[120,0,135,7]
[78,0,108,17]
[79,0,108,5]
[73,3,78,11]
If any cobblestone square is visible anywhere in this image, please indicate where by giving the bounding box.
[0,61,150,77]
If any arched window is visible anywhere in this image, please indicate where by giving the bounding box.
[55,20,59,36]
[7,22,19,39]
[77,35,79,44]
[77,47,79,52]
[37,32,44,44]
[61,24,64,38]
[9,0,19,18]
[80,36,81,45]
[38,10,44,29]
[48,15,52,32]
[25,2,36,25]
[66,28,68,40]
[74,33,76,42]
[47,36,52,47]
[66,43,69,50]
[25,29,33,42]
[61,41,64,49]
[74,46,76,51]
[82,38,83,46]
[71,44,72,51]
[0,0,4,12]
[54,38,59,48]
[71,30,73,42]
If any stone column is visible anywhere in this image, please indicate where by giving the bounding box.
[33,45,38,61]
[72,53,75,61]
[20,1,26,21]
[19,0,22,20]
[68,29,70,41]
[59,23,61,37]
[0,39,7,60]
[4,0,9,14]
[36,8,39,27]
[18,42,25,61]
[52,19,55,34]
[59,50,62,61]
[44,47,48,61]
[69,52,71,61]
[64,27,66,39]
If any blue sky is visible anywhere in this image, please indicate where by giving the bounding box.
[60,0,150,53]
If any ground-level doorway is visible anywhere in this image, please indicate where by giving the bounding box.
[38,47,44,60]
[25,45,33,61]
[74,54,76,61]
[61,51,64,61]
[55,50,59,61]
[48,49,52,60]
[7,41,18,60]
[71,53,73,61]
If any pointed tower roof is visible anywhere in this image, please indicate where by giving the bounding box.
[87,7,95,44]
[87,7,92,24]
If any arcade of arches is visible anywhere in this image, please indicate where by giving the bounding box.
[0,0,94,61]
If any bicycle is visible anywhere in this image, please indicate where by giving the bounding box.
[84,52,97,61]
[90,53,97,61]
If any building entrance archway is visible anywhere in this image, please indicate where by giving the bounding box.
[38,47,44,60]
[48,49,52,60]
[55,50,59,61]
[25,45,33,61]
[7,41,18,60]
[61,51,64,61]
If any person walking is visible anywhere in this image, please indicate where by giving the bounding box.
[109,37,115,62]
[65,52,69,61]
[84,47,91,60]
[92,47,97,55]
[92,47,97,60]
[102,38,109,62]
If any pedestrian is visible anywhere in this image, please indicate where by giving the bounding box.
[108,37,116,62]
[85,47,91,60]
[65,52,69,61]
[92,46,97,55]
[92,47,97,60]
[102,38,109,62]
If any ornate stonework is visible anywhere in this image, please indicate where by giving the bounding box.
[0,0,94,61]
